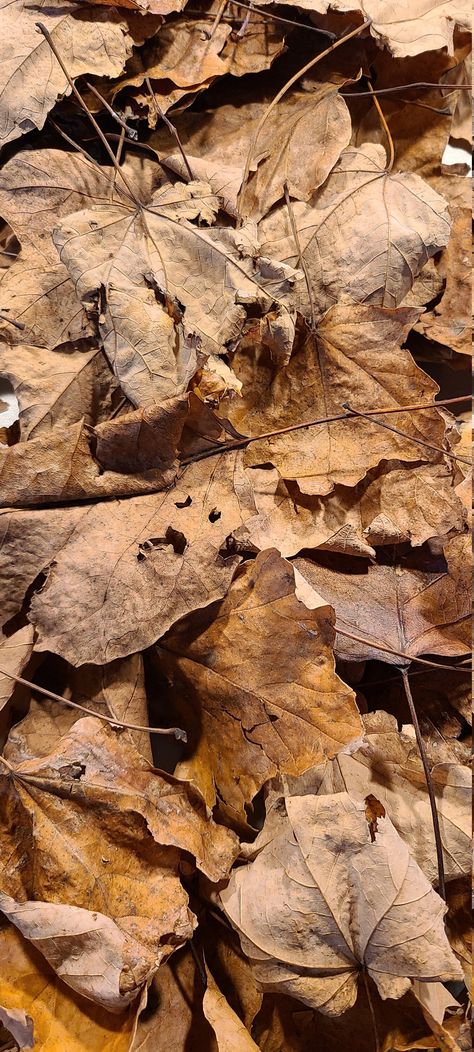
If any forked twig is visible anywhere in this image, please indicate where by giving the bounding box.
[180,395,471,465]
[400,668,446,899]
[237,18,372,222]
[342,402,471,466]
[0,667,187,741]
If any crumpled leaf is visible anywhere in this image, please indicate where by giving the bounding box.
[0,396,188,506]
[0,923,139,1050]
[158,548,362,824]
[26,451,255,664]
[296,530,471,664]
[220,792,462,1014]
[131,947,217,1051]
[285,710,471,886]
[0,2,132,150]
[54,184,298,405]
[0,999,33,1050]
[415,179,471,356]
[259,143,450,317]
[225,306,446,496]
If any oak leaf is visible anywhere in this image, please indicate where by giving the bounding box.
[158,549,362,824]
[220,792,462,1013]
[225,306,445,496]
[258,143,450,317]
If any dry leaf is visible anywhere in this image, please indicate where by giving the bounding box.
[0,627,35,722]
[259,143,450,316]
[203,969,260,1051]
[158,549,362,824]
[0,923,140,1050]
[220,792,462,1013]
[296,532,470,664]
[225,306,446,496]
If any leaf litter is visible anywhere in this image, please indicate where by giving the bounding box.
[0,0,471,1049]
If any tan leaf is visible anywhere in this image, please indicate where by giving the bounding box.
[0,343,121,439]
[259,143,450,317]
[220,792,462,1013]
[359,462,466,547]
[131,947,216,1051]
[0,397,188,506]
[27,451,255,664]
[53,187,298,405]
[225,306,445,496]
[0,626,35,719]
[415,180,471,356]
[203,969,260,1051]
[0,4,132,150]
[296,531,470,664]
[0,894,146,1012]
[286,710,471,885]
[255,0,470,57]
[158,549,362,823]
[0,249,92,350]
[0,924,139,1050]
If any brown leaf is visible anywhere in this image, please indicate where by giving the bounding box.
[158,549,362,824]
[203,968,261,1050]
[296,531,471,664]
[225,306,445,496]
[220,792,462,1013]
[415,179,471,356]
[131,947,216,1051]
[0,626,35,722]
[0,923,140,1050]
[0,344,121,440]
[258,143,450,317]
[0,4,132,149]
[25,451,255,664]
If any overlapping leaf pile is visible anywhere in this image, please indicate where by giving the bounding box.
[0,0,471,1048]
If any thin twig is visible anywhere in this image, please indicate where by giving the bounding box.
[362,970,381,1052]
[109,126,126,201]
[236,0,253,37]
[145,77,195,181]
[0,312,24,331]
[207,0,228,38]
[340,81,472,98]
[368,81,394,171]
[49,119,113,182]
[86,83,137,140]
[342,402,471,466]
[236,17,372,223]
[0,667,187,741]
[180,395,471,465]
[401,669,446,899]
[190,2,336,37]
[283,180,315,328]
[335,625,471,673]
[35,23,141,208]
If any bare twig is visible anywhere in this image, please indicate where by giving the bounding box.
[363,970,381,1052]
[342,402,471,466]
[145,77,195,181]
[335,625,471,674]
[400,668,446,899]
[180,395,471,465]
[86,82,138,140]
[340,81,472,98]
[0,667,187,741]
[207,0,228,38]
[190,2,336,37]
[237,18,372,222]
[0,312,24,331]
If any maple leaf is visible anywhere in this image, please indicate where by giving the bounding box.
[158,548,362,824]
[225,305,447,496]
[296,530,471,664]
[0,627,35,738]
[220,792,463,1013]
[258,143,451,316]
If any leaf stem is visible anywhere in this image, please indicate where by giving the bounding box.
[180,395,471,465]
[283,180,316,328]
[236,17,372,223]
[0,666,187,741]
[86,83,137,140]
[362,969,381,1052]
[400,668,446,899]
[340,81,472,98]
[368,81,394,171]
[335,624,471,673]
[341,402,471,465]
[0,312,24,331]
